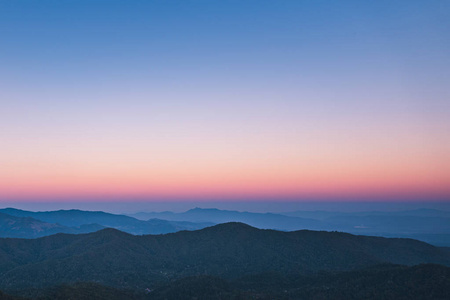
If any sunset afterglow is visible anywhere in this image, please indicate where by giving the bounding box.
[1,1,449,202]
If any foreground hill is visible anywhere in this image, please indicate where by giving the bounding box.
[0,208,213,237]
[0,223,449,293]
[147,264,450,300]
[2,264,450,299]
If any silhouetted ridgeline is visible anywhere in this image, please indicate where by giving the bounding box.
[0,223,449,299]
[130,207,450,246]
[2,207,450,247]
[0,208,212,237]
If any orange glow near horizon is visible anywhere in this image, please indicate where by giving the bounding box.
[1,129,449,202]
[1,148,449,201]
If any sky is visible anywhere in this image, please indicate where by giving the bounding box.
[1,0,449,204]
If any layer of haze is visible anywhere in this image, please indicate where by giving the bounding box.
[1,1,449,202]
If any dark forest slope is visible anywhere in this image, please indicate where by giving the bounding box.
[0,223,449,291]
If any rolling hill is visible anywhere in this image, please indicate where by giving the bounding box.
[0,222,449,293]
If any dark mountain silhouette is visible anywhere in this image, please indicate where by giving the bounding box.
[0,223,449,293]
[0,208,213,237]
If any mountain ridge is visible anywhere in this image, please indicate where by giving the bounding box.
[129,207,450,246]
[0,208,213,237]
[0,222,449,292]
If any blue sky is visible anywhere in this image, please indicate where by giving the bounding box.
[1,1,449,202]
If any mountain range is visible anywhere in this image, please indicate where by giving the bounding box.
[1,222,449,293]
[130,207,324,230]
[0,212,105,238]
[2,207,450,247]
[0,208,213,238]
[129,207,450,246]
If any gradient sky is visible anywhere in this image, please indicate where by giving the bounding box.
[1,1,449,202]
